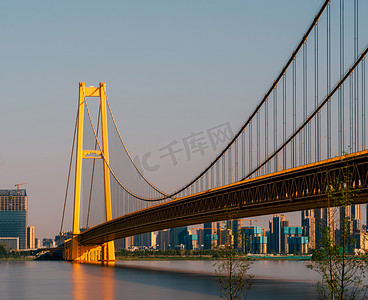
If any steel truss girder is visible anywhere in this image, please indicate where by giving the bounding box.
[79,152,368,245]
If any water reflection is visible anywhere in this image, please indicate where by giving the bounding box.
[0,260,321,299]
[72,263,115,300]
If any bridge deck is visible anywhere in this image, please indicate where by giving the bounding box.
[79,150,368,245]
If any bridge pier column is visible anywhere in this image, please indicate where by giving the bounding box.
[63,237,115,263]
[101,241,115,262]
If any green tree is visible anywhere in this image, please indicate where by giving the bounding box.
[307,155,368,299]
[214,219,253,299]
[0,244,7,258]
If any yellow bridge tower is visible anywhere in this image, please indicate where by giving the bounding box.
[63,82,115,262]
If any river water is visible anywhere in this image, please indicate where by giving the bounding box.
[0,260,320,299]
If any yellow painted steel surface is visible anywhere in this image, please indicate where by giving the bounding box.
[72,83,85,236]
[66,82,115,262]
[99,83,115,260]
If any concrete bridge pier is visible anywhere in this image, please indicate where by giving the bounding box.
[63,237,115,262]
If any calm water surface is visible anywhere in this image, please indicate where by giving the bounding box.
[0,260,319,299]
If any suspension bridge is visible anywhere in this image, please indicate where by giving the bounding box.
[58,0,368,262]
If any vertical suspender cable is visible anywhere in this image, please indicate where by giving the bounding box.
[303,42,308,164]
[265,99,269,173]
[292,59,297,167]
[354,0,359,150]
[59,107,78,245]
[273,88,278,171]
[234,140,238,182]
[283,75,286,170]
[242,130,245,179]
[315,23,320,161]
[363,56,366,149]
[211,166,214,188]
[222,155,226,185]
[249,122,252,177]
[327,3,331,159]
[257,112,260,176]
[350,73,353,152]
[339,0,345,155]
[228,147,232,183]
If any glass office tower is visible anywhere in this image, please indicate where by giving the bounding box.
[0,189,27,249]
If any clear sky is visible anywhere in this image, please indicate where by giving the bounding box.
[2,0,365,238]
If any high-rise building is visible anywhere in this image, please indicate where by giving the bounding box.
[184,230,198,250]
[196,228,204,249]
[35,238,41,249]
[114,238,125,250]
[282,226,308,254]
[315,208,333,249]
[268,215,285,253]
[125,236,134,249]
[242,226,267,254]
[203,223,217,250]
[42,238,55,248]
[27,226,35,249]
[0,189,27,249]
[231,220,241,249]
[217,227,232,247]
[301,210,316,249]
[169,227,188,249]
[351,204,362,235]
[55,231,72,246]
[157,230,170,250]
[133,232,157,249]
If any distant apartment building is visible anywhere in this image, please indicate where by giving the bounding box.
[169,227,187,249]
[268,215,285,253]
[35,238,41,249]
[133,232,157,249]
[282,226,308,254]
[54,231,72,246]
[0,189,27,249]
[157,230,170,250]
[267,215,309,254]
[217,227,232,248]
[125,236,134,249]
[315,207,333,249]
[196,228,205,249]
[301,210,316,249]
[242,226,267,254]
[27,226,35,249]
[184,230,198,250]
[203,223,217,250]
[42,238,55,248]
[231,220,241,249]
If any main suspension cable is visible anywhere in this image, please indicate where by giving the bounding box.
[58,106,79,245]
[103,88,168,197]
[82,0,334,202]
[84,97,171,201]
[245,47,368,179]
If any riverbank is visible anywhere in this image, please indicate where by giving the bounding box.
[0,257,34,261]
[116,254,312,261]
